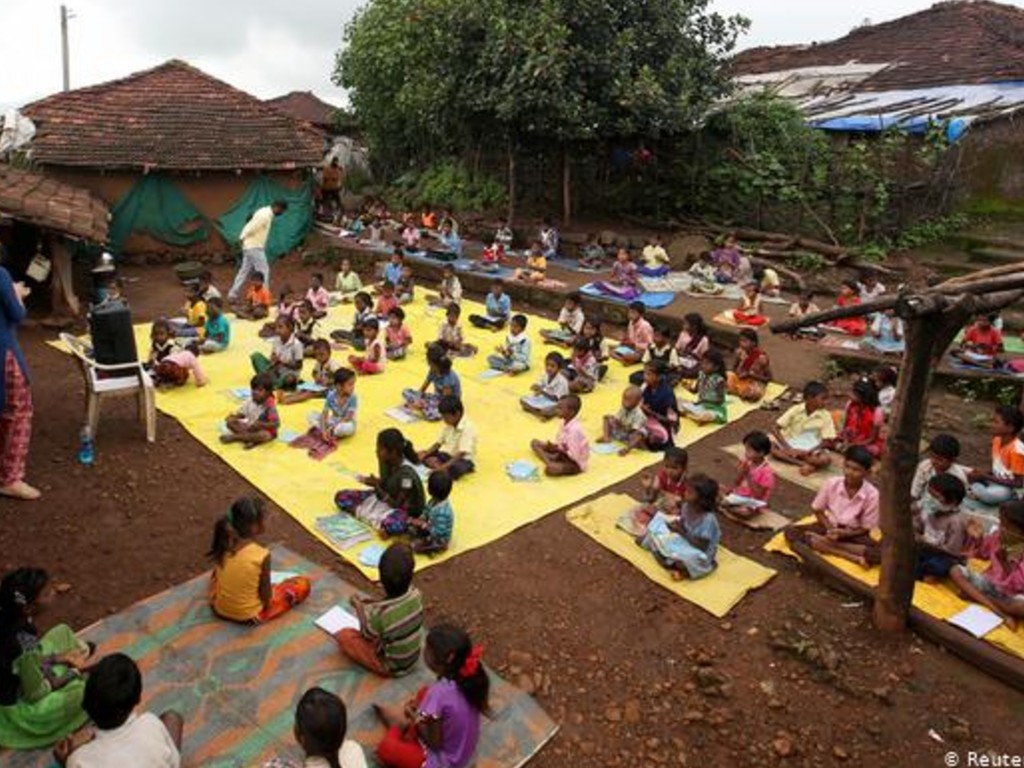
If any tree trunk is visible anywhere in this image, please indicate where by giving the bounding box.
[562,147,571,226]
[507,139,516,224]
[874,311,964,630]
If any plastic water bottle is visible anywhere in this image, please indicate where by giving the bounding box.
[77,426,94,467]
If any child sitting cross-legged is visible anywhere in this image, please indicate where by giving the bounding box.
[208,496,312,623]
[728,282,767,326]
[434,303,476,358]
[521,352,570,419]
[968,405,1024,507]
[397,265,415,305]
[294,301,319,355]
[630,325,679,387]
[373,624,487,768]
[911,433,970,504]
[236,271,273,320]
[680,350,728,426]
[609,301,653,366]
[331,258,363,305]
[375,282,400,318]
[385,307,413,360]
[784,445,880,568]
[567,337,601,395]
[638,473,721,581]
[621,447,690,536]
[306,273,331,318]
[170,281,206,339]
[417,396,477,481]
[721,430,776,520]
[58,653,183,768]
[251,315,304,391]
[487,314,531,374]
[331,292,373,349]
[349,318,387,375]
[320,368,358,443]
[530,395,589,477]
[408,471,455,554]
[539,293,585,347]
[261,687,367,768]
[280,339,341,405]
[403,344,461,421]
[428,264,463,309]
[468,279,511,331]
[221,373,280,449]
[824,378,884,461]
[913,473,970,582]
[950,500,1024,630]
[770,380,835,476]
[336,543,423,678]
[200,297,230,353]
[335,429,426,532]
[599,385,647,455]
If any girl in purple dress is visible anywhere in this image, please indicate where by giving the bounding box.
[374,624,489,768]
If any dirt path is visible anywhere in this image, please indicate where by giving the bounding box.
[2,257,1019,767]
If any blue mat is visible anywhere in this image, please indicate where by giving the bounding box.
[580,283,676,310]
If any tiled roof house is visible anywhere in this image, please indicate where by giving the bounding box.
[265,91,339,134]
[21,60,326,256]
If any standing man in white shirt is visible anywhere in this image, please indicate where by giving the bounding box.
[228,200,288,302]
[57,653,183,768]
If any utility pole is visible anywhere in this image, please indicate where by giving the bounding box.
[60,5,71,92]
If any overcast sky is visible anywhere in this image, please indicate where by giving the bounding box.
[2,0,1021,112]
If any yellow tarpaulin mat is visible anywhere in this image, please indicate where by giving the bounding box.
[765,518,1024,658]
[55,298,784,579]
[566,493,777,617]
[721,443,841,493]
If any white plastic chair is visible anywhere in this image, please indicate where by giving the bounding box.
[59,332,156,442]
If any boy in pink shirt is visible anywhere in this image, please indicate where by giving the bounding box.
[951,500,1024,630]
[609,302,654,366]
[785,445,880,567]
[530,395,589,476]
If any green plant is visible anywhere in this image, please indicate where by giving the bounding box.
[789,251,828,272]
[385,160,507,213]
[820,359,844,382]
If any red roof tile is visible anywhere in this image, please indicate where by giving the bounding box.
[0,165,109,242]
[23,60,326,171]
[265,91,338,131]
[732,1,1024,91]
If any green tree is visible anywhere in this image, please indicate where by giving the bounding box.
[334,0,747,222]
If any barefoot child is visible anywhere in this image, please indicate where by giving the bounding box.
[236,272,272,320]
[409,471,455,554]
[951,500,1024,630]
[385,307,413,360]
[468,280,511,330]
[825,379,884,460]
[200,297,230,353]
[785,446,880,568]
[375,282,400,318]
[514,241,547,283]
[373,624,487,768]
[913,473,969,581]
[640,362,679,450]
[148,319,207,387]
[968,405,1024,506]
[727,328,772,402]
[680,350,727,425]
[825,280,866,336]
[539,293,584,346]
[396,265,416,305]
[521,352,570,418]
[609,302,653,366]
[403,344,461,421]
[417,396,477,480]
[331,258,363,304]
[771,380,835,475]
[911,433,970,503]
[221,373,280,449]
[530,395,589,477]
[567,337,601,395]
[428,264,463,308]
[487,314,531,374]
[320,369,358,442]
[349,319,387,375]
[260,687,366,768]
[675,312,710,380]
[251,315,304,390]
[306,273,330,318]
[630,325,680,387]
[337,543,424,677]
[599,385,647,455]
[294,301,319,354]
[729,282,767,326]
[331,292,373,349]
[334,429,426,531]
[208,496,311,622]
[435,303,476,357]
[620,447,691,536]
[639,474,721,581]
[280,339,340,404]
[722,430,776,520]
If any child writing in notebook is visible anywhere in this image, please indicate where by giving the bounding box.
[337,543,424,677]
[609,302,653,366]
[417,396,477,481]
[408,471,455,554]
[373,624,487,768]
[539,293,585,346]
[349,318,387,375]
[469,280,511,330]
[208,496,311,623]
[487,314,531,374]
[950,500,1024,630]
[385,307,413,360]
[621,447,690,536]
[721,430,776,520]
[521,352,570,419]
[530,395,589,477]
[639,474,721,581]
[221,373,280,449]
[280,339,340,405]
[335,429,426,531]
[320,368,358,442]
[403,344,462,421]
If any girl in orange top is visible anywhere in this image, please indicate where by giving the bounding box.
[969,405,1024,506]
[209,496,310,623]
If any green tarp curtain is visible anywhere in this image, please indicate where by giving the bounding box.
[109,174,208,254]
[215,176,313,262]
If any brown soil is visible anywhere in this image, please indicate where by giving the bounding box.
[2,254,1020,767]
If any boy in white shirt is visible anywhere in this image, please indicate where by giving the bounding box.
[60,654,182,768]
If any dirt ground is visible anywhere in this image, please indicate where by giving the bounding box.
[2,254,1022,767]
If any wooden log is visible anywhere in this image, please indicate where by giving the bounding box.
[787,540,1024,692]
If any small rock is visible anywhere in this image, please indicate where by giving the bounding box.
[720,621,733,631]
[624,699,642,724]
[773,737,794,758]
[515,673,535,695]
[833,746,850,760]
[682,710,704,723]
[605,706,622,723]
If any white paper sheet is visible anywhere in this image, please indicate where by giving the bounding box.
[947,604,1003,638]
[315,606,361,635]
